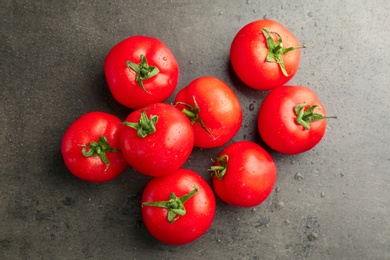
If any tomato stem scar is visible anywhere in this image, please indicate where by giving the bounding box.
[262,27,306,76]
[294,103,337,130]
[175,96,215,139]
[80,136,119,170]
[123,109,158,138]
[142,186,198,223]
[126,54,159,94]
[209,154,229,180]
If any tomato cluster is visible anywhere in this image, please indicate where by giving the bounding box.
[61,19,334,246]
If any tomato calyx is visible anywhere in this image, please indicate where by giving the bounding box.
[123,109,158,138]
[209,155,229,180]
[80,136,119,170]
[126,54,159,93]
[142,186,198,223]
[294,103,337,130]
[262,28,306,76]
[175,96,215,139]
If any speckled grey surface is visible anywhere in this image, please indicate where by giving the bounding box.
[1,0,390,259]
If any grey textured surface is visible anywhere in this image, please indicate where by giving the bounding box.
[1,0,390,259]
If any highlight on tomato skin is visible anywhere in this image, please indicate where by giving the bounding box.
[230,19,305,90]
[209,141,277,208]
[257,85,335,155]
[141,168,216,245]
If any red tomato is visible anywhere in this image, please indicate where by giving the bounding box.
[230,19,304,90]
[141,168,216,245]
[104,36,179,109]
[210,141,277,207]
[120,103,194,176]
[258,85,334,154]
[61,112,128,182]
[174,76,242,148]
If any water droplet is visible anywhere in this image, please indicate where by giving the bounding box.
[274,201,285,210]
[294,172,304,180]
[308,232,319,241]
[249,103,255,111]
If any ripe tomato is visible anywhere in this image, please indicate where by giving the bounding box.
[141,168,216,245]
[61,112,128,182]
[210,141,277,207]
[230,19,304,90]
[174,76,242,148]
[258,85,335,154]
[120,103,194,176]
[104,36,179,109]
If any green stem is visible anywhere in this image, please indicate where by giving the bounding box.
[294,103,337,130]
[142,186,198,223]
[175,96,215,139]
[126,54,159,93]
[80,136,119,170]
[123,109,158,138]
[262,28,306,76]
[209,155,229,180]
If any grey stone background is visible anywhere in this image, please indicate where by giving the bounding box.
[1,0,389,259]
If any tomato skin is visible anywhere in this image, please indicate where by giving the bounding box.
[120,103,194,176]
[174,76,242,148]
[230,19,301,90]
[141,168,216,245]
[211,141,277,207]
[61,112,128,182]
[104,36,179,109]
[258,85,327,154]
